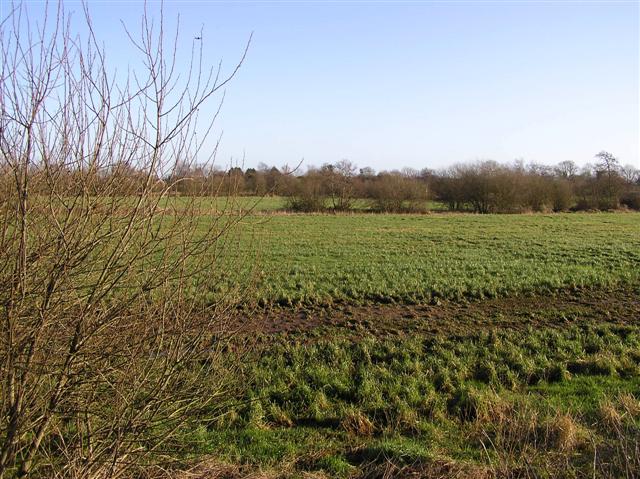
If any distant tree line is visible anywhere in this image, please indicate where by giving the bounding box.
[8,151,638,213]
[168,151,639,213]
[432,152,640,213]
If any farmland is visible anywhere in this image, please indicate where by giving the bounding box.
[169,209,640,478]
[3,192,640,477]
[3,1,638,476]
[200,321,640,478]
[210,212,640,307]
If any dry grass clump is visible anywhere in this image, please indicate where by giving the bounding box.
[469,396,595,478]
[592,392,640,478]
[597,392,640,436]
[341,409,375,437]
[391,406,421,435]
[617,393,640,417]
[598,400,624,430]
[475,396,541,452]
[547,412,584,453]
[267,404,294,428]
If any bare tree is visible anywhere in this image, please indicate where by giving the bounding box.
[620,164,640,185]
[594,151,622,208]
[324,160,357,211]
[554,160,578,179]
[0,2,251,477]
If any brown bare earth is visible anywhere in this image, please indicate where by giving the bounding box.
[236,286,640,339]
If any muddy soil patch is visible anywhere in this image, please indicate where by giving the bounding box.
[234,286,640,339]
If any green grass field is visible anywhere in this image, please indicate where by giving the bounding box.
[154,195,288,212]
[212,212,640,307]
[183,322,640,478]
[170,209,640,478]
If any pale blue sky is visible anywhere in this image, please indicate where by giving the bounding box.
[9,0,640,171]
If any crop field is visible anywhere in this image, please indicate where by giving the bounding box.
[171,209,640,478]
[209,212,640,307]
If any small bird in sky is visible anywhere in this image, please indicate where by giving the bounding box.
[195,36,202,40]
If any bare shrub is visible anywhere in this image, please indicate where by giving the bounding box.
[551,179,573,212]
[368,173,427,213]
[620,191,640,211]
[284,169,326,212]
[0,3,251,477]
[323,160,357,211]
